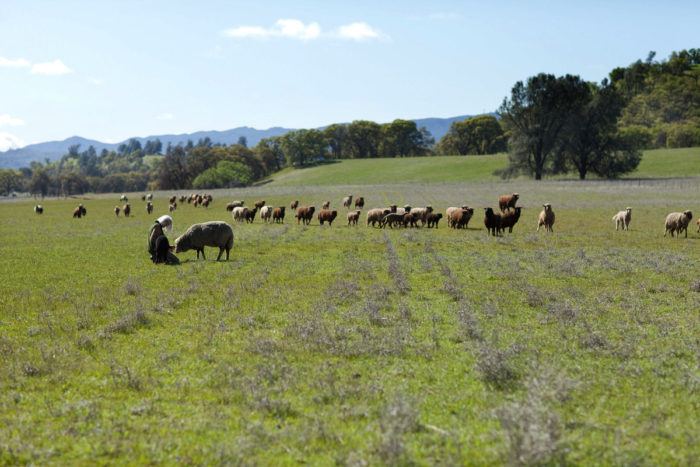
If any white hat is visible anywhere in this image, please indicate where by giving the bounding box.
[156,215,173,233]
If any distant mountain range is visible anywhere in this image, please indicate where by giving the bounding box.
[0,115,478,169]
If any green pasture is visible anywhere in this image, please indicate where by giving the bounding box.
[1,173,699,464]
[262,147,700,186]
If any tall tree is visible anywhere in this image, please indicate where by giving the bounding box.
[29,169,51,198]
[237,136,248,148]
[346,120,381,158]
[498,73,590,180]
[279,129,329,166]
[381,119,432,157]
[438,115,506,155]
[323,124,348,159]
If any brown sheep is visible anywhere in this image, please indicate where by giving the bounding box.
[537,203,555,232]
[354,197,365,209]
[449,208,474,229]
[296,206,316,225]
[381,212,406,228]
[226,202,236,212]
[146,202,153,215]
[498,193,520,212]
[347,210,361,226]
[272,207,286,223]
[342,195,353,209]
[73,204,86,218]
[244,207,258,223]
[123,204,131,217]
[322,201,330,209]
[484,207,502,236]
[403,212,419,228]
[318,209,338,226]
[500,207,522,233]
[201,198,210,208]
[114,206,120,216]
[169,195,176,204]
[426,212,443,228]
[231,200,245,208]
[664,210,693,238]
[366,208,391,227]
[254,200,266,209]
[141,194,146,201]
[409,206,434,226]
[290,200,299,211]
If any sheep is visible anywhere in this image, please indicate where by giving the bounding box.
[169,195,176,204]
[146,202,153,215]
[498,193,519,212]
[73,204,86,218]
[123,204,131,217]
[120,194,128,202]
[141,194,146,201]
[664,210,693,238]
[174,221,234,261]
[426,212,443,228]
[354,197,365,209]
[296,206,315,225]
[34,205,43,214]
[226,203,235,212]
[612,207,632,231]
[342,195,353,209]
[318,209,338,226]
[290,200,299,211]
[179,195,187,203]
[244,207,257,223]
[347,210,361,226]
[484,207,502,236]
[409,206,434,226]
[153,235,171,264]
[169,204,176,213]
[537,203,555,232]
[232,206,249,222]
[231,200,245,208]
[403,212,419,228]
[254,200,266,209]
[114,206,120,216]
[449,208,474,229]
[260,205,273,223]
[146,193,153,201]
[446,206,470,227]
[367,208,391,227]
[500,207,522,233]
[322,201,331,210]
[201,198,210,208]
[272,207,286,223]
[380,212,406,229]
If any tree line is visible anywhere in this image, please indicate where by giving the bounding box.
[2,48,697,196]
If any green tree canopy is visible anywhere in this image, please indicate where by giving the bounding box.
[437,115,506,155]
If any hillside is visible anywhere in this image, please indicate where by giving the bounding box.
[0,115,477,170]
[259,147,700,186]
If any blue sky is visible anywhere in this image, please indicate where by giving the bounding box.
[1,0,698,150]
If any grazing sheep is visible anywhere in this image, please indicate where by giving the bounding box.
[179,195,187,203]
[244,207,258,223]
[254,200,266,209]
[664,210,693,238]
[426,212,443,228]
[612,207,632,231]
[146,202,153,215]
[498,193,519,212]
[169,204,176,213]
[153,235,171,264]
[483,207,502,236]
[231,200,245,208]
[114,206,120,216]
[174,221,234,261]
[347,210,361,226]
[318,209,338,226]
[403,212,420,228]
[34,205,43,214]
[290,200,299,211]
[381,212,406,229]
[146,193,153,201]
[232,206,249,222]
[354,197,365,209]
[120,194,128,202]
[141,194,146,201]
[342,195,353,209]
[409,206,434,226]
[449,208,474,229]
[123,204,131,217]
[272,207,286,223]
[446,206,470,227]
[296,206,316,225]
[500,207,522,233]
[73,204,86,218]
[202,198,210,208]
[322,201,330,209]
[169,195,176,204]
[367,208,391,227]
[260,205,273,223]
[226,203,236,212]
[537,203,555,232]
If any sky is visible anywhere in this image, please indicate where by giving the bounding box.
[1,0,698,151]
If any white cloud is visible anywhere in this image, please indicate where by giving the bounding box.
[0,132,25,151]
[157,113,174,120]
[0,114,24,127]
[0,56,30,68]
[336,22,384,41]
[88,77,102,85]
[223,19,321,41]
[31,59,72,75]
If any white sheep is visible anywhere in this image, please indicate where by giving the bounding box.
[446,206,470,228]
[664,210,693,238]
[260,205,273,223]
[232,206,249,222]
[612,207,632,231]
[409,206,434,226]
[537,203,555,232]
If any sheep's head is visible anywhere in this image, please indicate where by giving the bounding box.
[174,235,190,254]
[513,193,519,199]
[684,210,693,220]
[543,203,552,211]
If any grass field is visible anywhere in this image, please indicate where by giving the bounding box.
[1,155,699,464]
[261,147,700,186]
